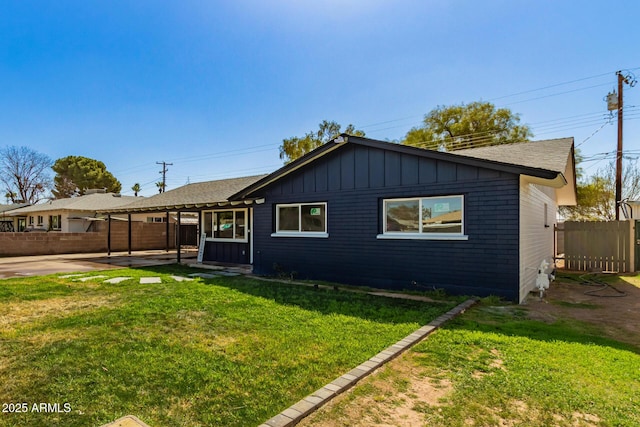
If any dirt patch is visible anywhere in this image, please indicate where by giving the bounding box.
[522,275,640,348]
[297,352,452,427]
[299,276,640,426]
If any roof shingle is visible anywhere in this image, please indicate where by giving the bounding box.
[8,193,137,215]
[102,174,268,213]
[452,137,574,173]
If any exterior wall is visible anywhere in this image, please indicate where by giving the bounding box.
[20,211,163,233]
[201,208,251,264]
[203,241,250,264]
[252,144,522,301]
[519,178,557,301]
[0,221,175,256]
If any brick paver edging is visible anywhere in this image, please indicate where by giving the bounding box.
[258,298,478,427]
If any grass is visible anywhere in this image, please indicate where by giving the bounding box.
[300,278,640,427]
[410,300,640,426]
[0,265,459,427]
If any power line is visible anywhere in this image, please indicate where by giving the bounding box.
[501,82,614,107]
[357,67,640,133]
[488,71,615,102]
[119,67,640,192]
[576,119,613,148]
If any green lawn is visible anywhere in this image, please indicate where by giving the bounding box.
[299,294,640,427]
[0,265,459,427]
[411,303,640,426]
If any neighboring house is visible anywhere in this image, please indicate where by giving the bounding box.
[623,200,640,220]
[101,175,268,263]
[0,203,30,232]
[231,134,577,303]
[8,191,139,232]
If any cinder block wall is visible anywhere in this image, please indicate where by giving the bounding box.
[0,222,176,256]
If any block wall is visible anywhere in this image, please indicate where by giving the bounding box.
[0,222,175,256]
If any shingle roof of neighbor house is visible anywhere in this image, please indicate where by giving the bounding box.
[0,203,29,214]
[7,193,137,215]
[101,174,268,213]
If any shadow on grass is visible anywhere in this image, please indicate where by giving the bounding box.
[444,303,640,354]
[131,264,459,326]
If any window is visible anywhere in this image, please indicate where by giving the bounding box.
[49,215,61,230]
[28,216,34,226]
[202,209,247,242]
[273,203,327,237]
[37,215,44,226]
[146,217,166,223]
[378,195,467,240]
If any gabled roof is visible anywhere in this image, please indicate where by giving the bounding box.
[454,137,574,174]
[231,134,576,201]
[7,193,137,215]
[100,174,268,213]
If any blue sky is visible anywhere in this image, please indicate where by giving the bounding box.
[1,0,639,197]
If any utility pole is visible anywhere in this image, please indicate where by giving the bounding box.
[156,161,173,193]
[613,71,637,220]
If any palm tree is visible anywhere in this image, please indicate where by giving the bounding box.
[131,183,141,197]
[4,191,17,203]
[155,181,165,194]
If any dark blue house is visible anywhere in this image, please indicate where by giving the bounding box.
[232,134,576,302]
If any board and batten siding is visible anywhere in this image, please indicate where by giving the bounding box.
[252,144,523,301]
[519,178,557,301]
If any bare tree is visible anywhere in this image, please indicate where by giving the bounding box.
[0,146,52,204]
[561,159,640,220]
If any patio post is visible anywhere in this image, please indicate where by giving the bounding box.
[107,214,111,256]
[165,211,170,252]
[177,211,182,264]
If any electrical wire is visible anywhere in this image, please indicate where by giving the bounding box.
[118,67,640,191]
[576,120,614,148]
[501,82,615,107]
[488,71,616,102]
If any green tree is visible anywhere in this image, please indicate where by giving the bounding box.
[52,156,122,198]
[131,183,141,197]
[279,120,365,163]
[403,101,532,151]
[155,181,165,193]
[561,159,640,221]
[0,146,52,203]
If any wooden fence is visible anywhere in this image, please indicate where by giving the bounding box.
[563,221,633,273]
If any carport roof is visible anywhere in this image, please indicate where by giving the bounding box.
[99,174,268,214]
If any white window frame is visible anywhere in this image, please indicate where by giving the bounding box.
[202,208,249,243]
[272,202,328,238]
[377,195,468,241]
